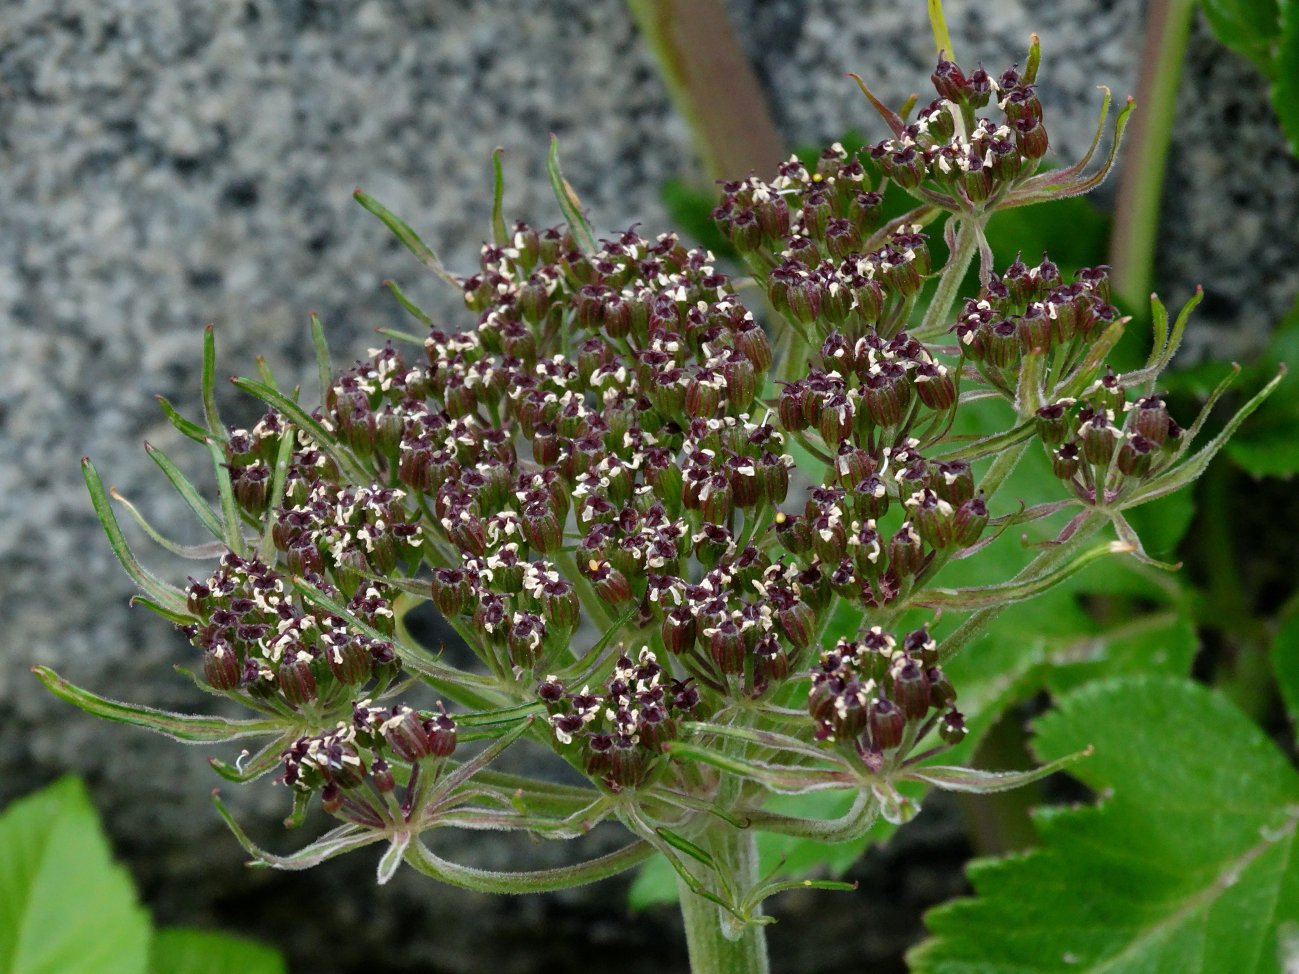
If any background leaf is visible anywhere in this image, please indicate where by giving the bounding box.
[0,777,151,974]
[912,675,1299,973]
[1202,0,1283,74]
[1275,0,1299,155]
[1272,614,1299,742]
[148,929,286,974]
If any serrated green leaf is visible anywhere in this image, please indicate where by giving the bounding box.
[1203,0,1282,75]
[0,778,151,974]
[913,676,1299,973]
[148,929,285,974]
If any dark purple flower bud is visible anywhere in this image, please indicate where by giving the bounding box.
[775,511,813,556]
[784,276,822,326]
[927,667,957,707]
[914,360,956,411]
[1132,395,1172,445]
[231,463,271,514]
[521,503,563,553]
[588,560,632,605]
[1080,412,1119,466]
[1014,114,1048,161]
[430,567,472,617]
[1036,400,1074,446]
[985,319,1021,369]
[202,645,242,691]
[802,190,832,240]
[661,606,697,655]
[824,218,862,260]
[819,392,854,444]
[930,459,975,505]
[885,144,926,189]
[777,599,816,650]
[327,636,373,685]
[909,489,956,549]
[371,758,396,794]
[1053,441,1082,481]
[277,654,318,708]
[1116,434,1155,477]
[685,372,722,419]
[939,710,967,745]
[951,494,989,548]
[728,208,762,253]
[778,382,809,432]
[832,682,871,739]
[734,322,773,373]
[1004,85,1043,123]
[893,659,932,720]
[869,697,905,749]
[861,367,911,428]
[608,735,647,789]
[965,67,991,108]
[699,473,734,526]
[888,522,926,578]
[426,708,457,758]
[753,192,791,240]
[707,619,747,674]
[508,613,547,668]
[722,355,757,413]
[811,513,848,565]
[931,58,967,103]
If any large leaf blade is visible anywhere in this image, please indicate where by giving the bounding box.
[912,676,1299,973]
[0,778,151,974]
[148,929,285,974]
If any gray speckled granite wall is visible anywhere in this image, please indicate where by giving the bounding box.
[2,1,1294,971]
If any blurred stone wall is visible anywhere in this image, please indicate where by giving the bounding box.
[1,1,1294,972]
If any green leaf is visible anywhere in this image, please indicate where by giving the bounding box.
[148,929,285,974]
[629,854,677,911]
[1272,614,1299,742]
[1273,0,1299,154]
[1225,296,1299,477]
[0,777,151,974]
[913,676,1299,973]
[1202,0,1282,75]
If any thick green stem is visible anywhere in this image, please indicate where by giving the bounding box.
[921,216,982,333]
[677,827,770,974]
[627,0,786,181]
[1108,0,1196,309]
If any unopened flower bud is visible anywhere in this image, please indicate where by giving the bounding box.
[869,697,906,749]
[893,659,931,720]
[277,654,317,708]
[939,710,967,745]
[203,645,242,691]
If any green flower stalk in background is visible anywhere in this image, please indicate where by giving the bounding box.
[36,26,1284,974]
